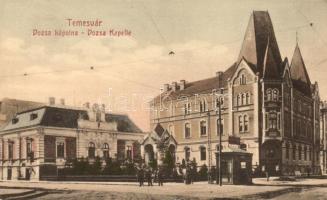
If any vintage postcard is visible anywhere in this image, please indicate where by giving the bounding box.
[0,0,327,199]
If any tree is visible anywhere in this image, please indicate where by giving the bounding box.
[162,149,175,177]
[103,158,122,175]
[198,164,208,180]
[92,156,102,175]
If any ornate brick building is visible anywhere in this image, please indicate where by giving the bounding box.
[149,11,321,175]
[0,103,144,180]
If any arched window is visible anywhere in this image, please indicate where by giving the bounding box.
[185,147,190,161]
[200,121,207,136]
[246,93,250,104]
[244,115,249,132]
[239,115,243,132]
[103,143,109,159]
[237,94,241,106]
[241,93,246,105]
[272,89,279,101]
[185,123,191,138]
[199,100,206,112]
[88,142,96,158]
[240,74,246,85]
[267,89,272,101]
[217,118,223,135]
[200,146,206,161]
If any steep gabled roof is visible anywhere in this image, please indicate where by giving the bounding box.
[290,44,311,95]
[263,38,280,79]
[238,11,282,76]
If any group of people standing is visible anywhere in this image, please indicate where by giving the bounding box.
[137,167,164,186]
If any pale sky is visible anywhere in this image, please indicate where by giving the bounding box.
[0,0,327,131]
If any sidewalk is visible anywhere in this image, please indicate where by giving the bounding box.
[0,180,289,199]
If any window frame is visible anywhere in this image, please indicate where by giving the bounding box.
[200,146,206,161]
[200,120,207,136]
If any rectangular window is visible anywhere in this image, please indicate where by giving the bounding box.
[185,123,191,138]
[126,146,132,159]
[293,146,296,160]
[239,116,243,132]
[200,147,206,161]
[8,142,13,160]
[56,142,65,158]
[200,121,207,136]
[26,140,33,159]
[244,116,249,132]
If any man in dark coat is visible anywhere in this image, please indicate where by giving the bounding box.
[146,168,153,186]
[137,168,144,186]
[157,168,164,186]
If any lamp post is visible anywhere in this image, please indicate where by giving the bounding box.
[217,88,223,186]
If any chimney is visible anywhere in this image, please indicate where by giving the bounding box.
[49,97,55,105]
[171,82,178,91]
[101,104,106,121]
[216,71,223,78]
[180,80,186,90]
[163,84,170,92]
[60,98,65,106]
[84,102,90,109]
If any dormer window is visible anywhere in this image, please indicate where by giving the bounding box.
[30,113,38,120]
[12,118,19,124]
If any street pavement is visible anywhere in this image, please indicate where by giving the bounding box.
[0,177,326,199]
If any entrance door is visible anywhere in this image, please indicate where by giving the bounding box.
[25,168,31,180]
[7,168,12,180]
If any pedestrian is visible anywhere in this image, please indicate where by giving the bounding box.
[157,168,164,186]
[137,168,144,187]
[266,171,269,182]
[146,168,153,186]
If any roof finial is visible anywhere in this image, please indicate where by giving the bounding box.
[296,31,298,45]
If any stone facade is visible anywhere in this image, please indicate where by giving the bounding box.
[0,105,145,180]
[149,11,322,175]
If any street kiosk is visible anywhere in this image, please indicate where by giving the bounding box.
[215,147,253,185]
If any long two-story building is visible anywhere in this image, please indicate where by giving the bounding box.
[149,11,321,176]
[0,102,145,180]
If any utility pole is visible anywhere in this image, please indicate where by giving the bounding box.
[217,88,223,186]
[207,111,212,183]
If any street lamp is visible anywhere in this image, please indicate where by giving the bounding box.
[217,87,223,186]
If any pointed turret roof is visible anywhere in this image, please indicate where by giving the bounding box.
[263,38,280,79]
[238,11,282,77]
[290,44,311,95]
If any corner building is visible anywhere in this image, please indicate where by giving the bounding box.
[150,11,321,176]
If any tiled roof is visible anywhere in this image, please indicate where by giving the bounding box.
[105,113,142,133]
[1,106,142,133]
[263,38,280,79]
[238,11,283,76]
[290,44,312,96]
[153,62,237,103]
